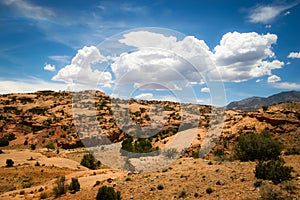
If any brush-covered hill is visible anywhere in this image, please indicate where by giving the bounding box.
[0,90,300,199]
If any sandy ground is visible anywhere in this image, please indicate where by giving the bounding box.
[0,149,87,170]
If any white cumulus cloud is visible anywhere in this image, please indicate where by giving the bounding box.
[52,31,285,95]
[52,46,112,85]
[212,32,284,82]
[267,75,281,83]
[288,52,300,58]
[43,63,56,71]
[201,87,210,93]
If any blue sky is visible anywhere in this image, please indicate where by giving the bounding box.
[0,0,300,105]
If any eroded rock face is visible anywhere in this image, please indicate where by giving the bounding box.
[128,155,172,173]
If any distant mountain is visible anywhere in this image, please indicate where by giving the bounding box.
[226,90,300,110]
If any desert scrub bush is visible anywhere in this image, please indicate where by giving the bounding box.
[206,186,213,194]
[0,137,9,147]
[96,186,121,200]
[284,147,300,155]
[6,159,14,167]
[255,159,293,184]
[45,143,55,150]
[40,192,48,199]
[163,148,178,159]
[80,153,101,170]
[260,183,291,200]
[69,178,80,193]
[53,176,67,197]
[262,106,268,111]
[121,135,158,157]
[281,180,297,194]
[30,144,36,150]
[213,149,225,157]
[157,184,164,190]
[235,131,283,161]
[7,133,16,141]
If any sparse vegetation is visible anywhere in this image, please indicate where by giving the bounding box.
[96,186,121,200]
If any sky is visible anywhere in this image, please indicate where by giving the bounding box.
[0,0,300,106]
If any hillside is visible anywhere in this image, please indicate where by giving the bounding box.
[0,90,299,199]
[226,90,300,110]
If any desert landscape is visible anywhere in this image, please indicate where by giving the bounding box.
[0,90,299,200]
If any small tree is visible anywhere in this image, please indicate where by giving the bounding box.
[69,178,80,193]
[6,159,14,167]
[80,154,100,170]
[96,186,121,200]
[53,176,67,197]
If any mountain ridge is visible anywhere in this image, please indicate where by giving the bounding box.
[226,90,300,110]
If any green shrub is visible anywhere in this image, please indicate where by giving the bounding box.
[157,184,164,190]
[255,159,293,184]
[53,176,67,197]
[80,154,101,170]
[45,143,55,150]
[69,178,80,193]
[0,137,9,147]
[284,147,300,155]
[262,106,268,111]
[125,177,131,181]
[213,149,225,157]
[206,187,213,194]
[30,144,36,150]
[191,150,199,159]
[6,159,14,167]
[7,133,16,141]
[235,132,283,161]
[96,186,121,200]
[40,192,48,199]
